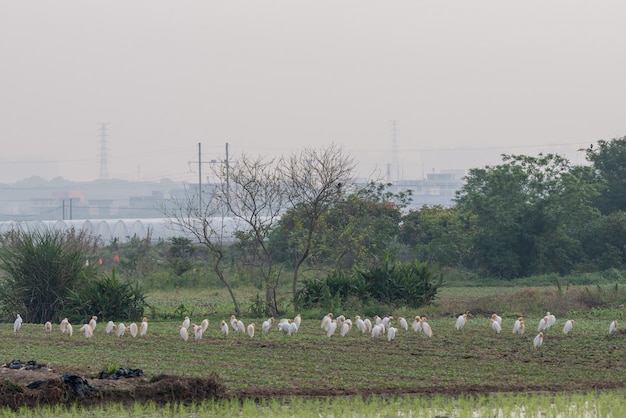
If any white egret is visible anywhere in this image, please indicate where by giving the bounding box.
[247,323,255,338]
[534,332,544,349]
[455,314,467,331]
[387,326,396,342]
[562,320,574,335]
[13,314,22,333]
[140,317,149,336]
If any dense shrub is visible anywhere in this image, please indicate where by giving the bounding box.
[63,268,149,323]
[0,228,99,323]
[298,259,443,310]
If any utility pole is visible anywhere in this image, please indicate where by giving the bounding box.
[391,120,399,181]
[198,142,202,213]
[98,123,110,179]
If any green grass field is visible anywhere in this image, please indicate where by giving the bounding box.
[1,285,625,415]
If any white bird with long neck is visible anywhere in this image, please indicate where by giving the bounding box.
[200,319,209,334]
[609,320,618,335]
[327,319,337,337]
[105,320,115,334]
[421,317,433,338]
[13,314,22,333]
[80,324,93,338]
[534,332,544,349]
[89,316,98,332]
[321,313,333,332]
[398,316,408,331]
[179,325,189,342]
[182,317,191,330]
[387,326,396,342]
[490,318,502,334]
[455,314,467,331]
[220,320,229,336]
[412,316,422,333]
[116,323,126,337]
[129,322,138,338]
[562,319,574,335]
[262,317,274,334]
[140,317,149,336]
[247,323,255,338]
[513,317,524,335]
[44,321,52,337]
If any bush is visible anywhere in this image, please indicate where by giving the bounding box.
[62,268,150,323]
[0,228,99,323]
[297,259,443,311]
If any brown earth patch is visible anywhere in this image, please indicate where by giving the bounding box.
[1,364,625,410]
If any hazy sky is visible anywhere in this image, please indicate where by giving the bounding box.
[2,1,625,184]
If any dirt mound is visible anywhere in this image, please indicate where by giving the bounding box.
[0,365,225,410]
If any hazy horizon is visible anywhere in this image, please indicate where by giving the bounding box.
[2,1,624,184]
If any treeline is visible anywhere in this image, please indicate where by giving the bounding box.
[1,139,624,320]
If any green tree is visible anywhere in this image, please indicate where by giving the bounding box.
[0,228,99,323]
[585,137,626,214]
[279,144,355,311]
[398,205,473,268]
[455,153,599,278]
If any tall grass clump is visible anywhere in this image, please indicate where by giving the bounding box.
[0,228,99,323]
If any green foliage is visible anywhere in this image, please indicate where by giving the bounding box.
[298,259,442,310]
[63,268,149,323]
[248,293,272,317]
[585,137,626,214]
[0,228,99,323]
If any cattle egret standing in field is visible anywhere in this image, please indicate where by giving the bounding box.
[421,317,433,338]
[387,326,396,342]
[179,325,189,342]
[262,317,274,334]
[220,320,229,336]
[60,318,69,333]
[200,319,209,334]
[513,317,524,335]
[230,315,238,331]
[66,323,73,337]
[490,318,502,334]
[382,316,393,330]
[44,321,52,337]
[247,323,255,338]
[116,323,126,337]
[340,321,351,337]
[89,316,98,332]
[398,317,408,331]
[14,314,22,333]
[363,318,372,333]
[182,316,191,330]
[546,312,556,328]
[412,316,422,333]
[140,317,149,336]
[371,324,384,339]
[327,320,338,337]
[491,313,502,325]
[534,332,544,349]
[537,316,549,331]
[456,314,467,331]
[129,323,138,338]
[105,321,115,334]
[321,313,333,333]
[293,314,301,329]
[562,320,574,335]
[80,324,93,338]
[193,324,203,343]
[237,319,245,333]
[609,320,618,335]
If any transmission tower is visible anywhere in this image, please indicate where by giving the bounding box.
[391,120,399,181]
[98,123,109,179]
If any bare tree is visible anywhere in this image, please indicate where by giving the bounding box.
[280,143,356,311]
[215,153,286,316]
[162,185,241,316]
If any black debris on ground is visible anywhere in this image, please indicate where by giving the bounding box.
[5,360,47,370]
[98,367,145,380]
[62,374,99,397]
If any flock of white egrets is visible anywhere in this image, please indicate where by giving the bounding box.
[9,310,620,350]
